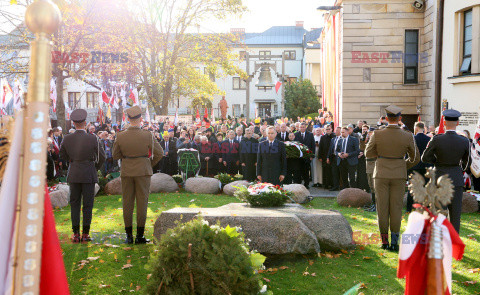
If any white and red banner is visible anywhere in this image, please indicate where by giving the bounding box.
[49,78,56,112]
[129,88,139,106]
[397,212,465,295]
[470,115,480,178]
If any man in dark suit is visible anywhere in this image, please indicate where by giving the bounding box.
[257,126,286,185]
[319,124,335,189]
[276,123,289,142]
[336,127,360,189]
[294,122,315,188]
[221,130,240,174]
[159,131,178,175]
[406,121,433,212]
[327,127,342,190]
[60,109,106,243]
[240,128,258,181]
[422,109,470,233]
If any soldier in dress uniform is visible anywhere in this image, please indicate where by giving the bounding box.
[113,106,163,244]
[365,105,420,251]
[60,109,106,243]
[421,109,470,233]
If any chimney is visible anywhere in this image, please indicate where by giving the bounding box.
[230,28,245,34]
[296,21,304,27]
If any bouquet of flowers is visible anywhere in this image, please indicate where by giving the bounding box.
[172,174,183,184]
[214,173,243,185]
[284,141,314,159]
[234,183,292,207]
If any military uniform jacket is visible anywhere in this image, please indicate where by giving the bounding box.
[60,130,106,183]
[113,127,163,177]
[421,131,470,187]
[365,125,420,179]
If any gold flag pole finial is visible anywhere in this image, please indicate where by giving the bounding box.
[13,1,61,294]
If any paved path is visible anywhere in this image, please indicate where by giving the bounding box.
[308,187,339,198]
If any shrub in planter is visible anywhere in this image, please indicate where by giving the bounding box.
[145,218,268,294]
[234,183,292,208]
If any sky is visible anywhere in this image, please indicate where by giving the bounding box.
[199,0,334,33]
[0,0,335,35]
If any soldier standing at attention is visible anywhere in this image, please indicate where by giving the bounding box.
[113,106,163,244]
[365,105,420,252]
[421,109,470,233]
[60,109,106,243]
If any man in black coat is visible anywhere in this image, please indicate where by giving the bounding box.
[319,124,335,189]
[59,109,106,243]
[294,122,315,188]
[221,130,240,174]
[335,127,360,189]
[257,126,286,185]
[276,123,289,142]
[240,128,258,181]
[327,127,342,190]
[406,121,433,212]
[422,110,470,233]
[159,132,178,175]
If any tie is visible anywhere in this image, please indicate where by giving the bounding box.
[283,133,285,140]
[165,142,169,153]
[302,133,305,140]
[342,138,346,153]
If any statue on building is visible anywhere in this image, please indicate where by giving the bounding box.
[219,96,229,120]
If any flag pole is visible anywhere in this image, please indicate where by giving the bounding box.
[12,1,61,294]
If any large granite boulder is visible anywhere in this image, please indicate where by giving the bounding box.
[462,193,479,213]
[104,177,122,195]
[223,180,250,196]
[150,173,179,193]
[283,184,310,204]
[50,189,69,208]
[337,188,371,207]
[154,203,355,254]
[185,177,221,194]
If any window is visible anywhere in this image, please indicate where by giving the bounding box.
[404,30,419,84]
[68,92,80,109]
[259,51,271,60]
[204,68,215,82]
[239,51,246,60]
[86,92,98,108]
[284,50,296,60]
[273,104,278,115]
[232,77,246,90]
[461,9,473,74]
[232,104,241,117]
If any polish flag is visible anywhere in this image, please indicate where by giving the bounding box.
[145,106,151,122]
[129,88,139,106]
[120,86,127,108]
[437,115,445,134]
[1,79,13,109]
[397,212,464,295]
[110,90,119,109]
[48,78,56,112]
[121,112,126,130]
[173,108,178,126]
[204,108,208,119]
[13,79,24,110]
[195,109,200,123]
[101,90,110,104]
[275,81,282,94]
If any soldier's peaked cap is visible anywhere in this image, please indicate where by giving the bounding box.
[71,109,87,123]
[126,106,142,119]
[443,109,461,121]
[385,105,402,117]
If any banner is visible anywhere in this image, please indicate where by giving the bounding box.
[471,115,480,177]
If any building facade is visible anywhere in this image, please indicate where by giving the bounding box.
[442,0,480,134]
[320,0,438,130]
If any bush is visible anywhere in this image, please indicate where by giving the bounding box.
[235,183,291,208]
[214,173,243,185]
[145,218,267,294]
[172,174,183,184]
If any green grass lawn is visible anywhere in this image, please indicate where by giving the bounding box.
[54,193,480,294]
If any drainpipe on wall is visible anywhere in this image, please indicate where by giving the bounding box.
[434,0,444,125]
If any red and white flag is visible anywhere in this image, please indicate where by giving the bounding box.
[101,89,110,105]
[49,78,56,112]
[129,88,139,106]
[437,115,446,134]
[1,79,13,109]
[204,108,208,119]
[12,79,24,110]
[195,109,200,123]
[397,212,465,295]
[110,90,119,109]
[173,108,178,126]
[145,106,151,122]
[120,86,127,108]
[275,80,282,94]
